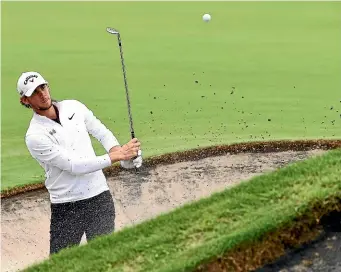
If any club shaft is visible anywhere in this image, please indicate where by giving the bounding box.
[116,33,135,139]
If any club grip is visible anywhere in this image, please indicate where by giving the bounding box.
[131,131,135,139]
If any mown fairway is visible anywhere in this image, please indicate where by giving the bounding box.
[2,1,341,189]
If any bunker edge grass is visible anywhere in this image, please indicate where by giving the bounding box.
[22,148,341,272]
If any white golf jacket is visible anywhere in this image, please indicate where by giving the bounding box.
[25,99,120,204]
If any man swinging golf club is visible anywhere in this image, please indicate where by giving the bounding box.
[17,71,142,255]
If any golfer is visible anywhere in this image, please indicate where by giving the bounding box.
[17,71,142,255]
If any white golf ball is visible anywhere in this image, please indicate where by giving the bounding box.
[203,13,211,22]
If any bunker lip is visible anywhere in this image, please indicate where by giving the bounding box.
[1,139,341,199]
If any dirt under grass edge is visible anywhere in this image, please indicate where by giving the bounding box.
[194,195,341,272]
[2,139,341,199]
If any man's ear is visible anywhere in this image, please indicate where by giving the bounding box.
[20,96,30,107]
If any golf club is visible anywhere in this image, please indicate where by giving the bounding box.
[106,27,142,167]
[106,27,135,140]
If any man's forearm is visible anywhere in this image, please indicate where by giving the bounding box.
[26,135,113,175]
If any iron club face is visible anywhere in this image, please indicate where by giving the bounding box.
[106,27,119,35]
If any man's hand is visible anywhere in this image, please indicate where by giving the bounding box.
[132,150,142,168]
[118,138,143,169]
[120,151,143,169]
[108,138,141,163]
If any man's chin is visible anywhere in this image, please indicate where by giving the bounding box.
[38,102,53,111]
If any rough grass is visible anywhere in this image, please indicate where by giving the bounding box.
[22,148,341,272]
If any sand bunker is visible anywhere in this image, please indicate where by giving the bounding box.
[1,149,325,272]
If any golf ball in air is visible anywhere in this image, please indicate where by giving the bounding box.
[203,13,211,22]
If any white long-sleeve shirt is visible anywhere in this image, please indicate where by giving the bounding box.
[25,99,120,204]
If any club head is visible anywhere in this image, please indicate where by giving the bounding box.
[106,27,119,35]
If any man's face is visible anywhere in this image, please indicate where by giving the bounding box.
[21,84,52,111]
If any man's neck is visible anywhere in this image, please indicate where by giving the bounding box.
[35,104,57,120]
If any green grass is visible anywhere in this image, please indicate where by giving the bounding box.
[2,1,341,190]
[22,148,341,272]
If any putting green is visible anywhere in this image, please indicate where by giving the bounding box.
[1,1,341,190]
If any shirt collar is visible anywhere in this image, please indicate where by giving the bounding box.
[33,101,60,124]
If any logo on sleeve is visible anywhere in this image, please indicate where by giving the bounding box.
[68,113,75,120]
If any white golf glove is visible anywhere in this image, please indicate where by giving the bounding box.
[133,153,143,168]
[121,150,143,169]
